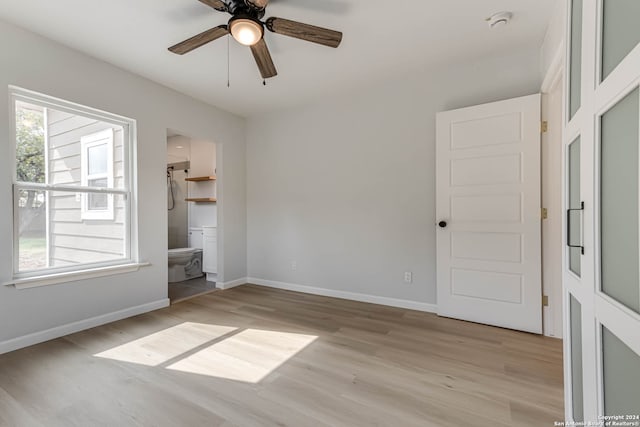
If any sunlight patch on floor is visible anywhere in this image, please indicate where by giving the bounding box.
[166,329,318,383]
[94,322,237,366]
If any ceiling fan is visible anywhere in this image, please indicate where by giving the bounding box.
[169,0,343,80]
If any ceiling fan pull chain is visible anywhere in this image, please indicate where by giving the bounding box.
[227,34,231,88]
[263,80,266,86]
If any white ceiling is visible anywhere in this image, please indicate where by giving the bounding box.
[0,0,555,117]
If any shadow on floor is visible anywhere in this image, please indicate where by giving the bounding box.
[169,276,217,304]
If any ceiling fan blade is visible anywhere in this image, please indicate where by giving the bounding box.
[169,25,229,55]
[250,38,278,79]
[198,0,228,12]
[266,17,342,48]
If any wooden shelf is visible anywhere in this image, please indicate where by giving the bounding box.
[185,176,216,182]
[185,198,217,203]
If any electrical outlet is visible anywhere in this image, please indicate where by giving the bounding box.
[291,261,297,271]
[404,271,413,284]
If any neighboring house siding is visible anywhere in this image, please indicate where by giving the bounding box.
[47,109,125,267]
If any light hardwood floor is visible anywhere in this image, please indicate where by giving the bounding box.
[0,285,564,427]
[168,277,218,304]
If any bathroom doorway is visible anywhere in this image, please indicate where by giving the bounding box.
[167,130,218,303]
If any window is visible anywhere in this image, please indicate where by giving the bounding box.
[11,87,136,279]
[81,129,114,220]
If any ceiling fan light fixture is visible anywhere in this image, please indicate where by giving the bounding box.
[229,17,264,46]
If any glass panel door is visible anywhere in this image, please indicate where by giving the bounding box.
[568,137,582,276]
[564,0,640,424]
[600,88,640,313]
[601,0,640,80]
[570,296,584,422]
[569,0,583,119]
[602,327,640,415]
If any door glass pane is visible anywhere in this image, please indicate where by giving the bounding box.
[570,0,583,119]
[602,0,640,80]
[602,326,640,416]
[570,296,584,422]
[569,137,581,276]
[601,88,640,313]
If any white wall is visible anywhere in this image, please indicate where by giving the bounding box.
[246,49,543,307]
[541,0,567,82]
[0,19,246,351]
[167,135,190,249]
[189,139,218,228]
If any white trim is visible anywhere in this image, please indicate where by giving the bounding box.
[10,86,138,281]
[80,128,115,221]
[0,298,169,355]
[218,277,247,290]
[3,262,151,289]
[542,45,565,93]
[248,277,438,313]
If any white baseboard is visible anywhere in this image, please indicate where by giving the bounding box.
[247,277,437,313]
[0,299,170,355]
[218,277,248,290]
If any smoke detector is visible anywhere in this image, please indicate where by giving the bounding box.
[486,12,513,29]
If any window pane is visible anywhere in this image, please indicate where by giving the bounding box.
[16,189,47,272]
[88,194,109,211]
[89,178,108,188]
[569,137,581,276]
[570,296,584,423]
[601,88,640,313]
[602,326,640,416]
[15,101,45,184]
[16,188,127,274]
[43,108,124,189]
[602,0,640,80]
[570,0,583,119]
[88,143,108,175]
[87,178,109,210]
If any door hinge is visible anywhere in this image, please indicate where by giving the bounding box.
[542,295,549,307]
[541,208,548,219]
[541,121,548,133]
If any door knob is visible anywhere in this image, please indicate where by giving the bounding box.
[438,221,448,228]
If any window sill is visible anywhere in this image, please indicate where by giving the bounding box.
[3,262,151,290]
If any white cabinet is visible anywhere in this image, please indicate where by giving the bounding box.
[188,227,203,249]
[202,226,217,273]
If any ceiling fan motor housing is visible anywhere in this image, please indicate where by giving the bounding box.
[224,0,266,18]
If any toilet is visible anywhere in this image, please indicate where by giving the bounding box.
[168,227,204,283]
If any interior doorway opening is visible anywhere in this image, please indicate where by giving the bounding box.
[167,129,219,303]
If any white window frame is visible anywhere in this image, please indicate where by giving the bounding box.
[80,129,115,220]
[9,86,139,282]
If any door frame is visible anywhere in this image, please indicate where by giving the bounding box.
[541,49,566,339]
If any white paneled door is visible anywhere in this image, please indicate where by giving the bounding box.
[436,94,542,333]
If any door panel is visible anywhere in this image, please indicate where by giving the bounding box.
[450,112,522,149]
[451,232,522,263]
[602,326,640,415]
[564,0,640,423]
[451,154,521,187]
[600,88,640,314]
[601,0,640,80]
[568,137,582,276]
[436,94,542,333]
[570,295,584,423]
